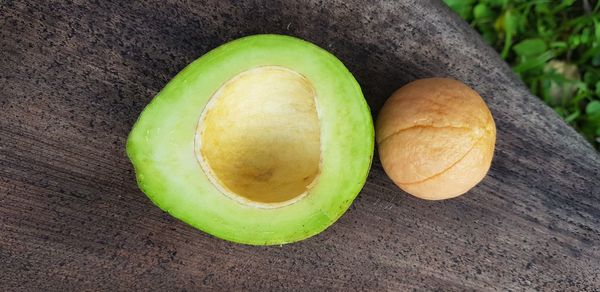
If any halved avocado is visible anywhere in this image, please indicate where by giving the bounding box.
[127,34,373,245]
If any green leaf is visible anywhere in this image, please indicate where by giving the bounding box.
[514,51,555,73]
[596,81,600,97]
[580,28,591,44]
[568,34,581,48]
[584,101,600,140]
[550,41,568,49]
[486,0,508,7]
[535,2,550,14]
[587,100,600,115]
[565,110,580,123]
[595,20,600,43]
[580,46,600,65]
[552,0,577,13]
[500,10,519,58]
[444,0,475,19]
[513,38,547,56]
[474,3,494,22]
[503,10,518,35]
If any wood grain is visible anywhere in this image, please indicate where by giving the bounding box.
[1,0,599,290]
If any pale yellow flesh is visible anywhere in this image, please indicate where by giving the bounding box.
[196,66,321,206]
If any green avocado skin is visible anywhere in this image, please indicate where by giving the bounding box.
[127,34,374,245]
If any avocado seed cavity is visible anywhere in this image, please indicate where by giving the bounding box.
[195,66,321,208]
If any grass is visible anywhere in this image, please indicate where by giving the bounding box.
[444,0,600,149]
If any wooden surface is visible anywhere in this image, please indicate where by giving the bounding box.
[1,0,600,290]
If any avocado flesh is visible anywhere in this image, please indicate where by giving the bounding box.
[127,35,374,245]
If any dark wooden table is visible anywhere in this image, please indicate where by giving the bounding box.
[2,0,599,290]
